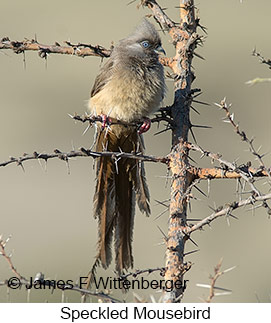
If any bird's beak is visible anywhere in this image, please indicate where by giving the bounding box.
[154,45,166,56]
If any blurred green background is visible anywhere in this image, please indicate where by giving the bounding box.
[0,0,270,303]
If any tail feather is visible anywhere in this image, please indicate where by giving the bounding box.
[114,157,136,272]
[93,125,151,273]
[93,132,116,268]
[135,133,150,215]
[135,160,150,216]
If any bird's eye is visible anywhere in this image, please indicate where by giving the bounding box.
[141,41,150,48]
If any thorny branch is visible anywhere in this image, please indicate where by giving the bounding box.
[0,37,112,59]
[118,267,165,281]
[0,236,120,303]
[216,98,271,181]
[246,49,271,85]
[1,0,271,304]
[141,0,203,303]
[187,192,271,234]
[186,138,271,217]
[0,278,120,303]
[192,167,269,180]
[71,110,175,128]
[0,236,25,280]
[197,259,234,303]
[139,0,176,29]
[0,110,173,169]
[2,110,269,183]
[0,36,171,68]
[0,148,167,169]
[252,48,271,69]
[187,141,270,181]
[186,140,269,198]
[1,140,269,182]
[206,260,224,303]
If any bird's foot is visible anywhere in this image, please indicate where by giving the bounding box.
[138,117,151,134]
[100,114,112,130]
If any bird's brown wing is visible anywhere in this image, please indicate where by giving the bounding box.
[90,58,114,98]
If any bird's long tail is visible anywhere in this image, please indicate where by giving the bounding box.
[93,125,150,273]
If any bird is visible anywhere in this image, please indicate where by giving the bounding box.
[88,19,165,274]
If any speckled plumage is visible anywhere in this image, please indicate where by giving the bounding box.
[89,19,165,273]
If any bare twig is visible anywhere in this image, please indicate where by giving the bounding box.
[197,259,234,302]
[217,98,271,182]
[206,259,224,302]
[0,236,25,280]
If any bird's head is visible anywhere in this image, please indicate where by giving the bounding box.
[117,19,166,59]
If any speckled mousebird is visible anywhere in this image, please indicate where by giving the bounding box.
[88,19,165,273]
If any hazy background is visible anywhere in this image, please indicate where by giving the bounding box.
[0,0,270,302]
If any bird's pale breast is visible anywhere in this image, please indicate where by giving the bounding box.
[90,63,164,122]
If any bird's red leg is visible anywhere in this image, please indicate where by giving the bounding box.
[100,114,112,130]
[138,117,151,134]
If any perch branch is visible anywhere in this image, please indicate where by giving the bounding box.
[70,111,175,128]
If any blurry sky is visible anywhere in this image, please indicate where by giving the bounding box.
[0,0,270,303]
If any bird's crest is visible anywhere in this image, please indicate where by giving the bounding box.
[127,18,161,44]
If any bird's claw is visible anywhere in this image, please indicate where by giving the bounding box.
[138,117,151,134]
[100,114,112,130]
